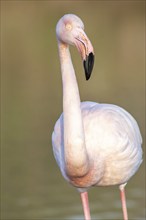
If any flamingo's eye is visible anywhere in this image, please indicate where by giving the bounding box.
[65,23,72,31]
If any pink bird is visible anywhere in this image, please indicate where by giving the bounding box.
[52,14,143,220]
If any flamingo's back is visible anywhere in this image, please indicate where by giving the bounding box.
[52,101,142,188]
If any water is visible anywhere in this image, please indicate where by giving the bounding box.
[1,1,145,220]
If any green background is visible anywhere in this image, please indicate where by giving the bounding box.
[1,1,145,219]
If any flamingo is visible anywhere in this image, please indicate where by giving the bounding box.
[52,14,143,220]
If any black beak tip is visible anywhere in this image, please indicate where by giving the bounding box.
[83,52,94,80]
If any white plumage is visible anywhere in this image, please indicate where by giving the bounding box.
[52,14,143,220]
[52,102,142,187]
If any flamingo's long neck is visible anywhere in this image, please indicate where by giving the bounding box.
[58,42,89,177]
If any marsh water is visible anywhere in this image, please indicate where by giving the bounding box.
[1,1,145,220]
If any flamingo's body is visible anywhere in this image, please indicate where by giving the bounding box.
[53,102,142,188]
[52,14,142,220]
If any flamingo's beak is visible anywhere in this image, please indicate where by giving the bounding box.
[74,30,94,80]
[83,52,94,80]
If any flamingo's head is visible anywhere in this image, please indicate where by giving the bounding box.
[56,14,94,80]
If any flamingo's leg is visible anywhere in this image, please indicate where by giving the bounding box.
[80,191,91,220]
[119,183,128,220]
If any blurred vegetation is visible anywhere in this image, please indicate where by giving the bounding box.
[1,1,145,219]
